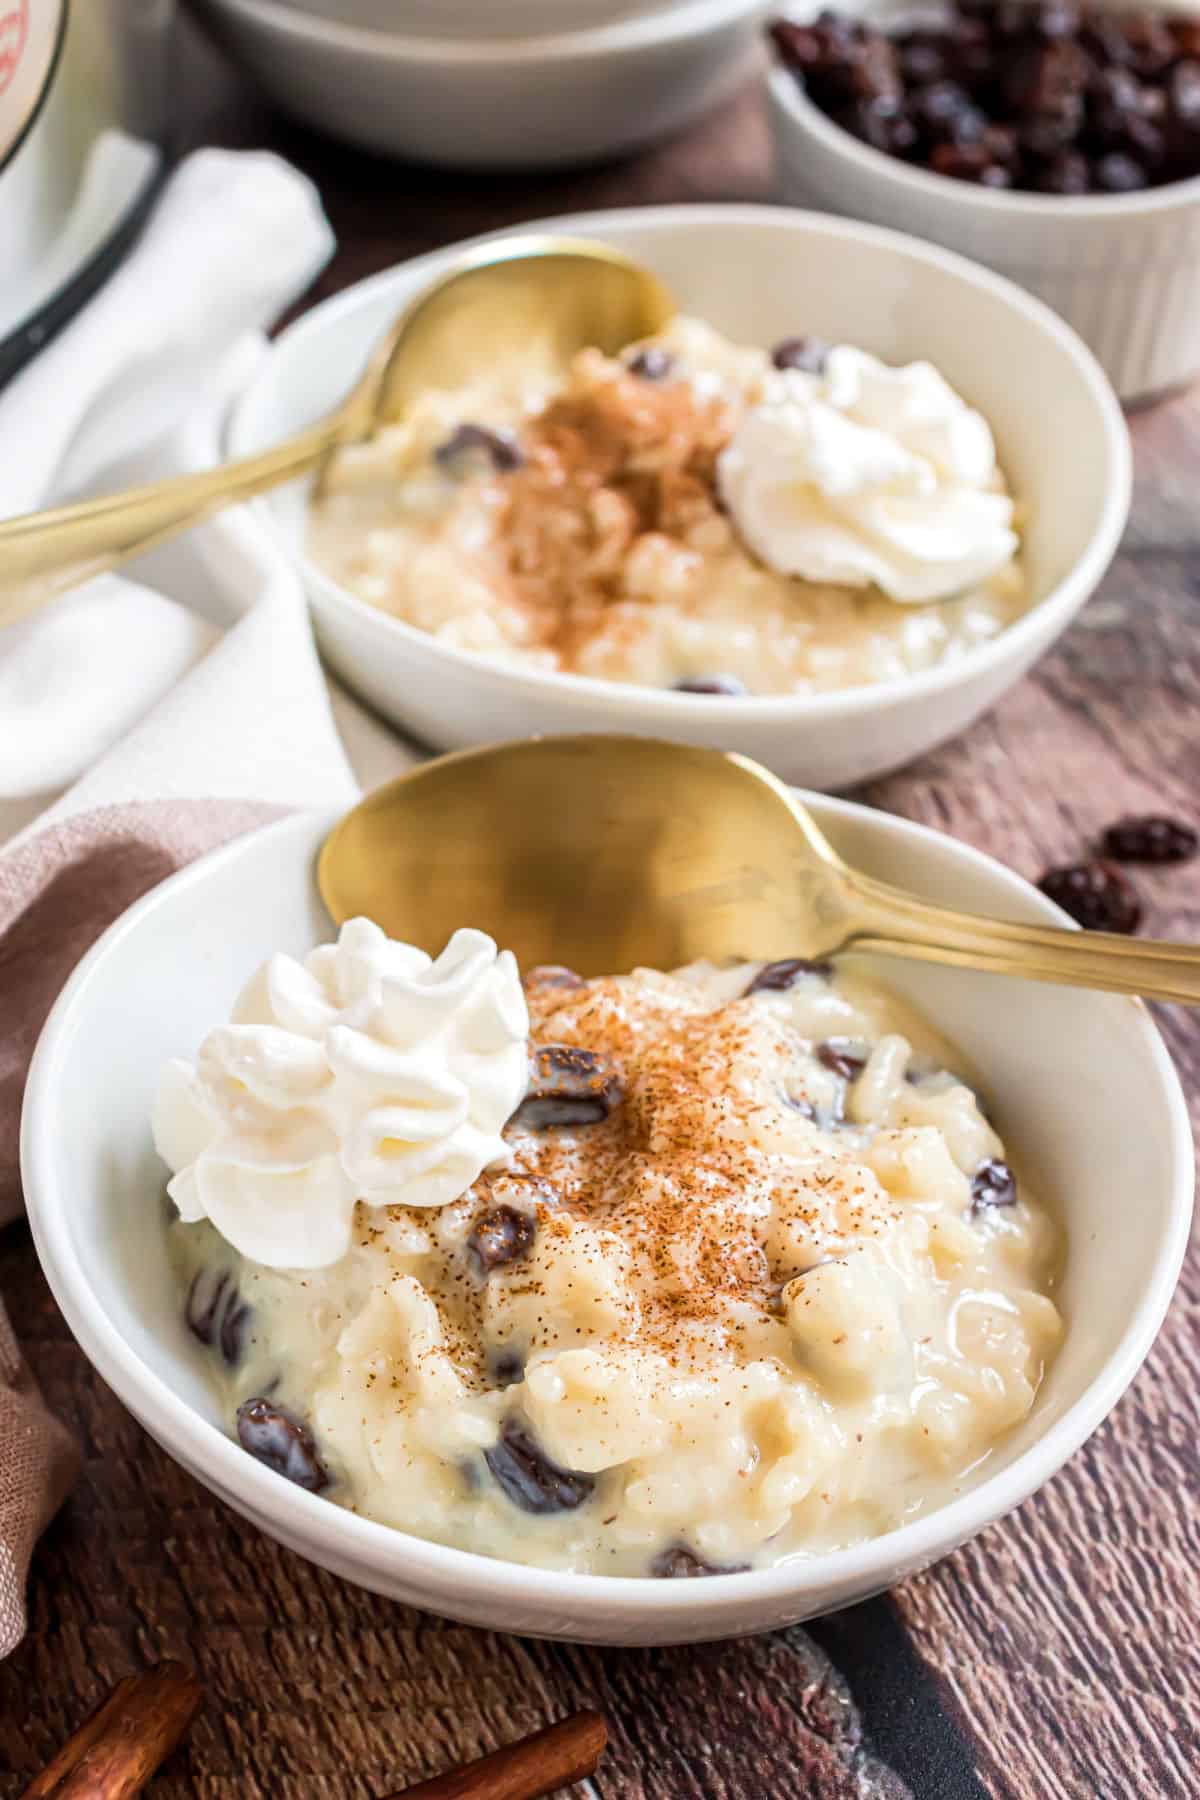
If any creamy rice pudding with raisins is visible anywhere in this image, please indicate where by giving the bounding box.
[306,317,1025,696]
[156,920,1061,1578]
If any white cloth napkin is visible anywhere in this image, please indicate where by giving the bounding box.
[0,148,343,811]
[0,143,424,1229]
[0,147,431,1664]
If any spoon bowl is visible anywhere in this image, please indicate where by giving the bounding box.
[319,734,1200,1004]
[319,735,836,975]
[0,237,674,627]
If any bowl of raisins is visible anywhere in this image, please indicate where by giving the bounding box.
[768,0,1200,400]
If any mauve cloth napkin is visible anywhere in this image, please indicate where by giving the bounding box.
[0,148,415,1656]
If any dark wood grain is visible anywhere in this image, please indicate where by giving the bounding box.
[2,15,1198,1798]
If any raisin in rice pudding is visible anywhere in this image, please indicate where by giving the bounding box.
[306,318,1026,697]
[155,919,1062,1578]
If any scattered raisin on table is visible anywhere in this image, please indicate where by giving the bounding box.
[1037,860,1142,931]
[1101,815,1198,863]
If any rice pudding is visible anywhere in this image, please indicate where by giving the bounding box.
[156,921,1062,1578]
[306,318,1025,697]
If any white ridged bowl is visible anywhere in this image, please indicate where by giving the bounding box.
[194,0,767,170]
[274,0,681,39]
[225,204,1130,790]
[767,10,1200,404]
[21,803,1192,1644]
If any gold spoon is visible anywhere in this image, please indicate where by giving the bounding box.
[318,735,1200,1004]
[0,236,674,629]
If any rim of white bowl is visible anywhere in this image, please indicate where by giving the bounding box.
[767,58,1200,219]
[229,201,1132,728]
[21,800,1193,1627]
[208,0,769,60]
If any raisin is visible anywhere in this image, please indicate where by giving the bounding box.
[769,19,825,71]
[651,1547,750,1578]
[467,1205,536,1275]
[1173,19,1200,60]
[1082,9,1136,66]
[1035,149,1090,191]
[524,963,586,991]
[1119,12,1175,78]
[887,113,921,155]
[912,79,975,139]
[511,1045,624,1129]
[488,1348,525,1389]
[236,1398,329,1491]
[1093,150,1149,189]
[982,122,1019,162]
[219,1298,251,1367]
[971,1158,1018,1213]
[1101,815,1198,864]
[674,674,748,696]
[745,958,833,994]
[850,33,903,106]
[945,15,992,81]
[930,139,996,179]
[1019,96,1084,154]
[901,38,947,84]
[816,1039,867,1081]
[627,347,674,381]
[485,1422,595,1514]
[1169,62,1200,130]
[434,423,523,476]
[185,1267,229,1347]
[844,97,904,150]
[1034,0,1080,42]
[186,1268,250,1368]
[1037,860,1142,931]
[1005,42,1089,116]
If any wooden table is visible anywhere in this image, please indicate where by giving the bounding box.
[2,19,1198,1797]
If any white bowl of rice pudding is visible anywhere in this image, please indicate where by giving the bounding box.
[22,796,1191,1645]
[226,205,1130,789]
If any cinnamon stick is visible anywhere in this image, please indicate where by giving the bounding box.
[21,1661,204,1799]
[385,1710,607,1800]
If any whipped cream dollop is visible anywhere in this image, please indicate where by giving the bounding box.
[153,920,530,1269]
[718,347,1018,604]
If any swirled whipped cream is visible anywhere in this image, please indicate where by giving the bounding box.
[717,347,1018,604]
[153,920,529,1269]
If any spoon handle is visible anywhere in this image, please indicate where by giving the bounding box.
[844,872,1200,1004]
[0,415,337,628]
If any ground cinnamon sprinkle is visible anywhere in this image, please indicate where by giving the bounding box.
[465,970,898,1371]
[486,352,736,666]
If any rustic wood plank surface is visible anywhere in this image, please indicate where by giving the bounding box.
[2,17,1198,1797]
